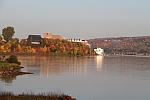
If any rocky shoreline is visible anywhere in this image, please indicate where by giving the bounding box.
[0,66,33,78]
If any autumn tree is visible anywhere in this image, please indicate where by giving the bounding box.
[11,38,19,43]
[2,26,15,42]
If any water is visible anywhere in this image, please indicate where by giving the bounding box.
[0,55,150,100]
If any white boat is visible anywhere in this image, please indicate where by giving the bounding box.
[94,48,104,55]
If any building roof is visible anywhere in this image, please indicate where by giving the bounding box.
[27,35,43,44]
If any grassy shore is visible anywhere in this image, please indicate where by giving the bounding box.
[0,55,32,78]
[0,91,76,100]
[0,62,19,70]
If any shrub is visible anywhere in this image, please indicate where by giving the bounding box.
[6,55,21,65]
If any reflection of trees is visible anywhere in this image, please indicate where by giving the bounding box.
[18,55,43,75]
[42,56,88,77]
[18,55,88,77]
[0,75,16,83]
[0,65,20,84]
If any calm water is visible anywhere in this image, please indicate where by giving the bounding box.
[0,55,150,100]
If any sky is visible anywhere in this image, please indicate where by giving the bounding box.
[0,0,150,40]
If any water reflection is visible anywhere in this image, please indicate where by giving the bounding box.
[0,65,29,84]
[1,55,150,100]
[95,56,104,71]
[1,55,150,84]
[18,56,89,77]
[0,76,16,84]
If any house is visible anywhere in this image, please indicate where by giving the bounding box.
[27,35,43,44]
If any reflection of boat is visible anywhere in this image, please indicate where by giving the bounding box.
[94,48,104,55]
[96,56,103,71]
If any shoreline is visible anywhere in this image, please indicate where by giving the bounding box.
[0,52,50,56]
[0,52,150,57]
[0,52,94,57]
[0,91,76,100]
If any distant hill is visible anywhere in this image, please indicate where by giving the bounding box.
[87,36,150,55]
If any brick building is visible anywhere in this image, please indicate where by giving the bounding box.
[44,33,64,40]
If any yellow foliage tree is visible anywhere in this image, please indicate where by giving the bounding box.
[31,48,36,53]
[5,42,11,52]
[0,45,5,52]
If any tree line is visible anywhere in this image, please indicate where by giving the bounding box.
[0,26,95,56]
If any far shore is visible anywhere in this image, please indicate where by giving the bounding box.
[0,52,94,57]
[0,52,51,56]
[0,52,150,57]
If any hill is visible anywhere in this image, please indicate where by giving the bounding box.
[88,36,150,55]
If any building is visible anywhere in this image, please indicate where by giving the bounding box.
[44,33,52,39]
[67,38,91,47]
[44,33,64,40]
[27,35,43,44]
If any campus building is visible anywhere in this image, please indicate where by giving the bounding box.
[43,33,65,40]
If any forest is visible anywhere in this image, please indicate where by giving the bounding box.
[0,38,95,56]
[88,36,150,55]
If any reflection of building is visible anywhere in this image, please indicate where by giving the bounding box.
[95,56,103,71]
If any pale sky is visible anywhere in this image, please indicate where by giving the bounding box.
[0,0,150,40]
